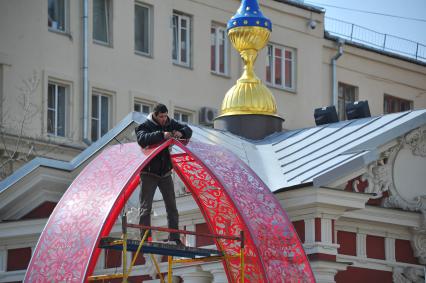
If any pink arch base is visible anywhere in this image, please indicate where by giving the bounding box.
[24,140,315,283]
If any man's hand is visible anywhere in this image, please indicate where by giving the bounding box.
[164,132,173,139]
[172,130,183,139]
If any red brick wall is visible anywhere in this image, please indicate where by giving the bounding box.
[366,235,385,260]
[337,231,356,256]
[336,267,392,283]
[7,247,32,271]
[315,218,321,242]
[21,201,57,219]
[105,249,122,268]
[195,223,214,247]
[395,239,418,264]
[292,220,305,243]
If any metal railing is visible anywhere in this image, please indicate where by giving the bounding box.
[325,17,426,63]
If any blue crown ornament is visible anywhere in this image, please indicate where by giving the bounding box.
[227,0,272,31]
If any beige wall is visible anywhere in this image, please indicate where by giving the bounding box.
[0,0,425,153]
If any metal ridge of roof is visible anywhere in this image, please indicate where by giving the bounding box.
[271,110,426,191]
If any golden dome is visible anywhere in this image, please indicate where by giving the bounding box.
[217,25,281,118]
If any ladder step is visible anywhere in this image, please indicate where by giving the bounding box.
[99,237,223,259]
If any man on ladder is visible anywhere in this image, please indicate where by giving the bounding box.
[135,103,192,246]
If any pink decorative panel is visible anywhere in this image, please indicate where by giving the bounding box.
[25,140,314,283]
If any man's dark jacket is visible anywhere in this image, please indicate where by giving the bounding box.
[135,113,192,176]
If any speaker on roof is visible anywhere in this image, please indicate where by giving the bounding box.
[314,106,339,126]
[346,100,371,120]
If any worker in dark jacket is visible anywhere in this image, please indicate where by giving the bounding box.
[135,103,192,246]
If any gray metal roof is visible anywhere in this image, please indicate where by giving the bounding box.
[1,110,425,195]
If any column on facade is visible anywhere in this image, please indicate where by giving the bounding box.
[179,266,213,283]
[201,262,228,283]
[0,247,5,272]
[303,214,340,257]
[385,236,396,262]
[304,213,349,283]
[356,231,367,259]
[185,224,196,247]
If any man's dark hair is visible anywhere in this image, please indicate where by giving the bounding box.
[153,103,168,115]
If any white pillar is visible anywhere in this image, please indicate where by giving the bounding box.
[180,266,213,283]
[310,261,348,283]
[356,233,367,258]
[0,247,6,272]
[210,268,228,283]
[321,218,333,244]
[305,218,315,244]
[385,237,396,262]
[185,224,196,247]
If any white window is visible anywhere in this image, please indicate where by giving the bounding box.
[174,110,192,123]
[135,2,151,55]
[172,12,191,67]
[47,82,68,137]
[338,83,358,120]
[93,0,112,45]
[266,44,296,91]
[91,93,110,141]
[134,101,152,115]
[211,24,229,75]
[48,0,68,32]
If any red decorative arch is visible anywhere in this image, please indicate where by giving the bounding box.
[25,140,314,283]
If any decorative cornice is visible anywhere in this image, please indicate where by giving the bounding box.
[393,266,425,283]
[412,228,426,265]
[404,126,426,157]
[382,126,426,212]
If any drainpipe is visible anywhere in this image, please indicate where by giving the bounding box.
[82,0,89,143]
[331,38,344,114]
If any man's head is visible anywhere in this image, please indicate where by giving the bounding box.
[153,103,168,126]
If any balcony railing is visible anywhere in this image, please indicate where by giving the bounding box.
[325,17,426,63]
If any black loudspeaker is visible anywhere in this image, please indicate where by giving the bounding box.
[346,100,371,120]
[314,106,339,126]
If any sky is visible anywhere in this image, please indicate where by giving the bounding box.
[304,0,426,45]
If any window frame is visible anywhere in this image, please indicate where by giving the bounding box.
[383,94,413,114]
[173,108,193,124]
[266,43,296,92]
[134,100,154,115]
[91,91,111,142]
[47,81,69,137]
[172,11,192,67]
[210,23,229,76]
[134,1,153,56]
[337,82,359,120]
[93,0,113,46]
[48,0,70,34]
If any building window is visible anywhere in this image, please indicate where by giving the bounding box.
[172,12,191,67]
[7,247,32,271]
[134,101,152,115]
[266,44,295,91]
[93,0,112,45]
[47,82,68,137]
[338,83,358,120]
[384,94,412,114]
[135,2,151,55]
[174,110,192,123]
[91,93,110,141]
[48,0,68,32]
[211,24,228,75]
